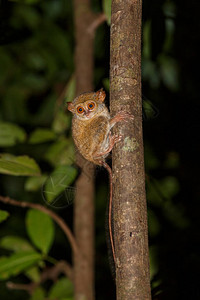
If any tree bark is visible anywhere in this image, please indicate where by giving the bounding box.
[110,0,151,299]
[73,1,95,300]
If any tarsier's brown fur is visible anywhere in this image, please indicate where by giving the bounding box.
[67,88,133,263]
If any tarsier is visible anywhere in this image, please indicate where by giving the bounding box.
[67,88,133,263]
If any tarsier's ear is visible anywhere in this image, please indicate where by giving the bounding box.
[96,88,106,103]
[67,102,75,113]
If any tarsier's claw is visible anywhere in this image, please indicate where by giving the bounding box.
[117,111,134,122]
[114,134,123,143]
[120,111,134,119]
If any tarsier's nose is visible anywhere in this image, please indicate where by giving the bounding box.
[85,111,91,118]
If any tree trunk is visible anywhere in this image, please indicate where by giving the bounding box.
[110,0,151,299]
[73,1,95,299]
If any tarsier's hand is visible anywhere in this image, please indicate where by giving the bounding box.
[110,111,134,127]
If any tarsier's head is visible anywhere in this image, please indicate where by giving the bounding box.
[67,88,106,120]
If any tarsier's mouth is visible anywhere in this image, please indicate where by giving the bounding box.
[85,111,92,118]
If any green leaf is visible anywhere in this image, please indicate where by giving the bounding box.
[0,49,13,84]
[149,245,159,280]
[0,251,42,280]
[52,110,71,134]
[0,154,41,176]
[163,200,189,229]
[102,78,110,91]
[159,55,179,91]
[42,25,73,71]
[148,209,161,238]
[163,0,176,18]
[143,20,152,59]
[26,52,46,71]
[29,128,56,144]
[65,76,75,102]
[25,175,47,192]
[0,122,26,147]
[48,277,73,299]
[43,165,77,204]
[25,266,40,282]
[0,235,42,283]
[30,287,45,300]
[1,86,29,123]
[26,209,55,254]
[144,144,160,171]
[142,58,160,88]
[44,138,75,167]
[0,210,10,223]
[103,0,111,25]
[164,152,180,169]
[159,176,179,199]
[0,236,34,252]
[21,73,47,92]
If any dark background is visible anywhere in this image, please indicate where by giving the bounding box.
[0,0,200,299]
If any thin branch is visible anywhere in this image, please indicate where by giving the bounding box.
[40,260,73,282]
[6,260,73,295]
[6,282,36,295]
[87,13,107,36]
[0,195,79,256]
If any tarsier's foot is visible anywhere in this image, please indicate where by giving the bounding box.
[104,133,122,153]
[93,134,123,159]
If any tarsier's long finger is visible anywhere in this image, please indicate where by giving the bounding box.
[113,134,123,143]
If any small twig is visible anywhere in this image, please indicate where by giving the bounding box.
[7,281,36,294]
[40,260,73,283]
[6,260,73,295]
[0,195,79,256]
[87,13,107,36]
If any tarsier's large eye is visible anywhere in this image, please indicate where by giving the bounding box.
[87,102,95,110]
[77,106,84,114]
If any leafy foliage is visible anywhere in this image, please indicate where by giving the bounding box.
[0,210,10,223]
[103,0,111,25]
[0,236,34,252]
[43,165,77,204]
[0,251,42,280]
[0,122,26,147]
[48,277,73,300]
[30,287,46,300]
[0,1,76,298]
[26,209,55,254]
[28,128,56,144]
[0,154,41,176]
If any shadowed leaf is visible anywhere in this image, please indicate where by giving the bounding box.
[29,128,56,144]
[0,251,42,280]
[0,210,10,223]
[0,154,41,176]
[0,122,26,147]
[26,209,55,254]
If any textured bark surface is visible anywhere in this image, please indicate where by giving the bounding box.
[110,0,151,299]
[73,1,95,299]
